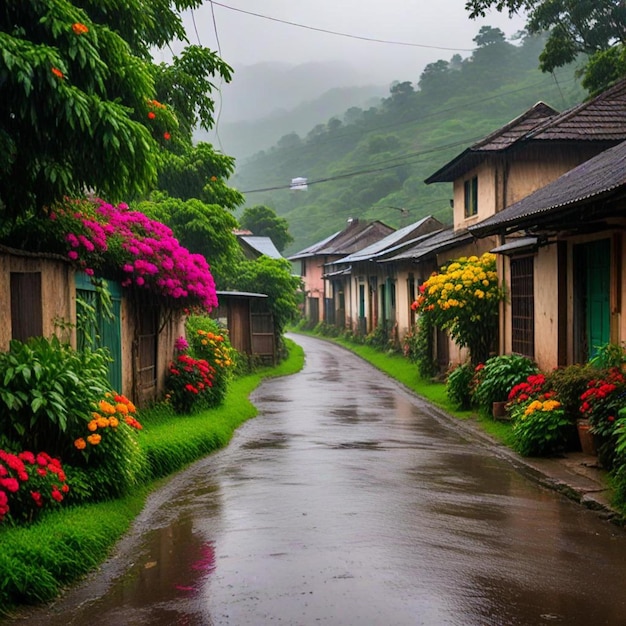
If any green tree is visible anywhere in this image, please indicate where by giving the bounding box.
[157,142,244,210]
[0,1,230,218]
[232,256,302,341]
[464,0,626,93]
[239,205,294,252]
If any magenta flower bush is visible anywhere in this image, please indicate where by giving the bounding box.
[50,198,218,311]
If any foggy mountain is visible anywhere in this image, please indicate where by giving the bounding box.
[195,61,388,161]
[230,31,587,257]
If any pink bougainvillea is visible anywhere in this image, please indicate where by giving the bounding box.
[51,198,218,311]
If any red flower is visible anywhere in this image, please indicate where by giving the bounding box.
[163,132,171,140]
[148,111,156,120]
[51,67,64,79]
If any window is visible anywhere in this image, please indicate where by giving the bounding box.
[11,272,43,341]
[510,256,534,358]
[464,176,478,218]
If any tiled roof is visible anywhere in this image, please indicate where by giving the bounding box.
[527,78,626,142]
[288,219,394,260]
[424,102,558,183]
[425,78,626,183]
[469,139,626,237]
[330,216,443,264]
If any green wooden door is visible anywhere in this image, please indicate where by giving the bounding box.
[76,273,123,390]
[586,240,610,359]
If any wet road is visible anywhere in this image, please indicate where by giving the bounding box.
[12,334,626,625]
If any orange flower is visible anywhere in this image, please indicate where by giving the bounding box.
[87,434,102,445]
[87,420,98,432]
[51,67,64,79]
[116,403,129,414]
[72,22,89,35]
[109,416,119,428]
[97,416,110,428]
[74,438,87,450]
[148,111,156,120]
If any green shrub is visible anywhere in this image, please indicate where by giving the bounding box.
[473,354,538,414]
[412,316,437,379]
[0,336,110,457]
[446,362,474,409]
[546,364,597,422]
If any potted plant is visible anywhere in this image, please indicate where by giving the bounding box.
[473,354,539,417]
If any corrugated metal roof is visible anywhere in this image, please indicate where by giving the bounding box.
[331,216,442,264]
[383,227,473,262]
[239,236,283,259]
[469,139,626,237]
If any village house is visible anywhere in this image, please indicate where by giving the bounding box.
[288,219,394,326]
[469,138,626,371]
[0,246,184,406]
[323,216,443,340]
[422,78,626,370]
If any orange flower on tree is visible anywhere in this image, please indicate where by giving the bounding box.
[51,67,64,79]
[72,22,89,35]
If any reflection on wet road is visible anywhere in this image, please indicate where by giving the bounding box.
[12,334,626,625]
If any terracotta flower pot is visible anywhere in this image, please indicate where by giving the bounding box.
[492,401,509,420]
[576,418,597,456]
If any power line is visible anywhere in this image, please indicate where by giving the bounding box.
[210,1,475,52]
[240,134,485,193]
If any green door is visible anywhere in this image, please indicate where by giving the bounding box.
[76,273,123,390]
[586,240,610,359]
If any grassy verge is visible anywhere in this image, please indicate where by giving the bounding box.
[0,339,305,615]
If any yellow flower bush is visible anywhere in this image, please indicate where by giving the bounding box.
[413,253,504,364]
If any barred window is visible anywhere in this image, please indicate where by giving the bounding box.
[510,256,534,357]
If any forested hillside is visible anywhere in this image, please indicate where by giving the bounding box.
[232,29,587,257]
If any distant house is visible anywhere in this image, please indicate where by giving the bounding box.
[323,216,443,338]
[288,219,394,326]
[428,77,626,369]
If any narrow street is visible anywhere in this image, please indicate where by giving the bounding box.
[13,334,626,626]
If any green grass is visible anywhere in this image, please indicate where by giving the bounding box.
[0,339,305,615]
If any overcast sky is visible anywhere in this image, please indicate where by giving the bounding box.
[177,0,528,83]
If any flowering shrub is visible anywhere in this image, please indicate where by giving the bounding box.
[0,450,69,524]
[412,253,504,365]
[508,373,552,406]
[512,398,570,457]
[579,368,626,468]
[186,316,237,405]
[48,197,217,311]
[579,368,626,435]
[166,354,216,414]
[71,393,147,500]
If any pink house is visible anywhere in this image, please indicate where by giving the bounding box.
[288,219,394,326]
